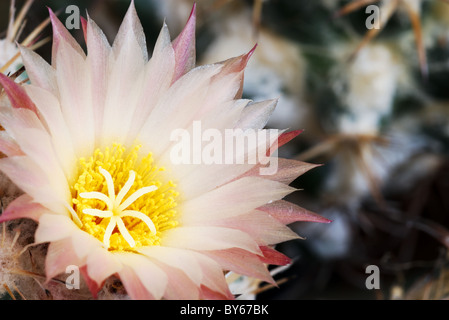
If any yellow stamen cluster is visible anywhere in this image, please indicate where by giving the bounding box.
[71,144,179,252]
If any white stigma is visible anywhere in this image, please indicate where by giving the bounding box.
[79,167,158,248]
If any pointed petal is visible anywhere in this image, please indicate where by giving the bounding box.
[0,131,23,157]
[79,265,102,299]
[0,73,38,114]
[80,16,88,41]
[124,23,175,143]
[101,19,146,145]
[118,265,154,299]
[268,129,303,156]
[117,252,168,300]
[259,246,292,266]
[24,85,77,179]
[236,99,277,130]
[86,247,122,287]
[0,156,67,213]
[267,159,321,184]
[138,63,223,155]
[180,177,295,224]
[148,258,200,299]
[161,265,200,299]
[112,0,147,61]
[218,45,256,99]
[0,194,48,223]
[48,8,85,66]
[19,45,58,95]
[162,226,261,255]
[194,253,234,299]
[45,238,85,281]
[172,3,196,82]
[211,210,301,246]
[258,200,332,224]
[54,36,94,155]
[203,248,274,284]
[243,158,321,184]
[85,15,111,139]
[34,214,78,243]
[138,246,202,285]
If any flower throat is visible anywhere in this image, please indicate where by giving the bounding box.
[70,144,179,252]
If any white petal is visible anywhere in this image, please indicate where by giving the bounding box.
[111,1,147,62]
[0,156,67,213]
[10,127,70,199]
[116,252,168,300]
[138,246,202,285]
[85,15,112,142]
[180,177,295,224]
[138,64,223,156]
[86,247,123,286]
[162,226,261,255]
[24,85,77,179]
[236,99,278,130]
[101,29,146,145]
[213,210,301,246]
[70,229,103,259]
[35,214,78,243]
[124,24,175,144]
[19,46,58,96]
[54,37,95,157]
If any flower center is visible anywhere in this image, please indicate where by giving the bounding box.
[70,144,179,252]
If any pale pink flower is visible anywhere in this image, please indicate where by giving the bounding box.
[0,2,329,299]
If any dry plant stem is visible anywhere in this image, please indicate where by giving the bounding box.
[401,0,428,78]
[334,0,381,18]
[252,0,263,39]
[3,283,15,299]
[348,0,399,63]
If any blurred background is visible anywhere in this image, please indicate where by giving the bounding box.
[1,0,449,300]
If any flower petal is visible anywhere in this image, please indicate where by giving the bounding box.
[111,0,147,62]
[171,3,196,82]
[138,246,202,285]
[124,23,175,144]
[236,99,278,130]
[0,194,49,224]
[259,246,292,266]
[0,73,38,114]
[162,226,261,254]
[48,8,86,66]
[203,248,274,284]
[19,45,58,96]
[0,131,23,157]
[118,265,154,300]
[152,261,200,300]
[24,85,77,179]
[35,214,78,243]
[0,156,67,212]
[45,238,85,281]
[54,36,94,156]
[117,252,168,300]
[209,210,301,246]
[258,200,332,224]
[180,177,295,224]
[85,14,112,141]
[86,247,123,287]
